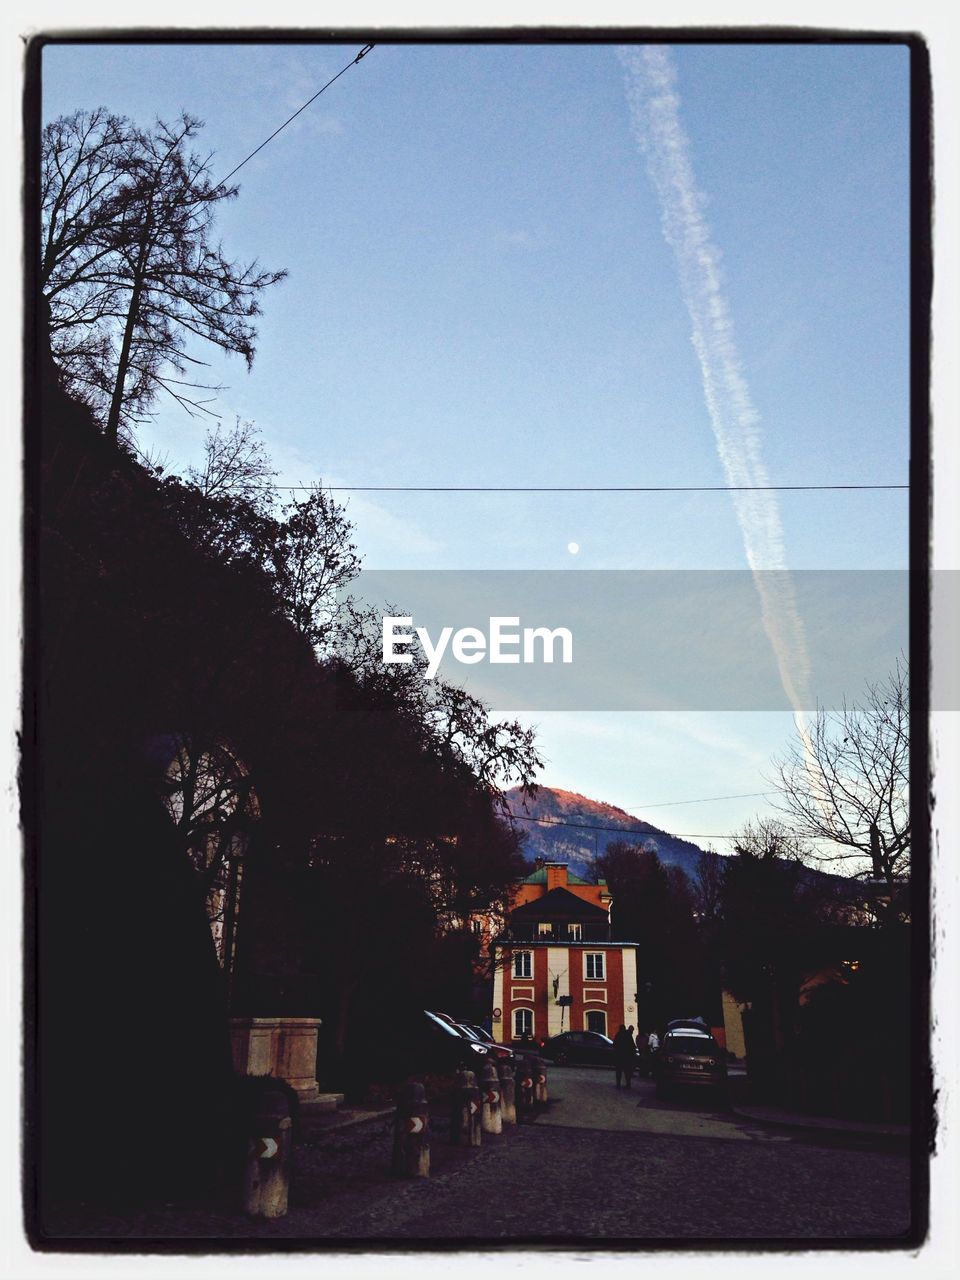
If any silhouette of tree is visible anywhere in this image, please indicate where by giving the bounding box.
[269,486,361,652]
[771,660,909,892]
[335,598,542,802]
[186,417,277,511]
[41,109,286,443]
[692,846,724,925]
[596,841,705,1022]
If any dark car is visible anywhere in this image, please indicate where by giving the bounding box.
[655,1027,727,1100]
[454,1022,515,1063]
[382,1010,490,1080]
[541,1030,615,1066]
[426,1012,496,1062]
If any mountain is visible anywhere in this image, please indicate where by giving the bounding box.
[502,786,710,882]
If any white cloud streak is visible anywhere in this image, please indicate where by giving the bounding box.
[618,45,814,722]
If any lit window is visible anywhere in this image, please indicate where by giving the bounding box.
[568,923,582,941]
[537,922,553,937]
[585,952,605,981]
[513,951,532,978]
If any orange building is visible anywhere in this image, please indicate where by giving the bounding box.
[490,862,639,1044]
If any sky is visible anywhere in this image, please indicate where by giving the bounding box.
[39,38,913,853]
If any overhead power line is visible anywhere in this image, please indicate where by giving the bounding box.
[617,790,779,809]
[215,44,375,190]
[275,483,906,493]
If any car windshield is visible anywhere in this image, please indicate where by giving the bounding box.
[424,1010,464,1039]
[666,1035,717,1055]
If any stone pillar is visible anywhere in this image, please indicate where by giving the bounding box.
[273,1017,322,1102]
[229,1017,280,1077]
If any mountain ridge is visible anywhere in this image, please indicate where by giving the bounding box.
[503,785,710,881]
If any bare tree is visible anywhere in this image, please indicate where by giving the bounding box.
[41,109,286,443]
[771,659,909,888]
[731,818,812,866]
[268,486,362,652]
[41,109,136,324]
[333,598,542,801]
[161,735,260,975]
[187,417,277,513]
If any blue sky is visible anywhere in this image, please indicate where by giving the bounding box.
[41,39,912,852]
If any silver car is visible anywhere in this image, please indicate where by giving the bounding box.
[655,1028,727,1099]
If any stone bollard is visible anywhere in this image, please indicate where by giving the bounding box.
[498,1059,517,1126]
[534,1055,549,1105]
[516,1056,536,1124]
[450,1068,482,1146]
[480,1060,503,1135]
[392,1079,430,1178]
[241,1088,293,1218]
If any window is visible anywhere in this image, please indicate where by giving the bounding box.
[567,923,582,941]
[585,952,605,981]
[514,1008,533,1039]
[513,951,532,978]
[537,922,553,937]
[586,1010,607,1036]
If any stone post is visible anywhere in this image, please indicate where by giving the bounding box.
[241,1087,293,1218]
[480,1060,502,1135]
[498,1059,517,1126]
[392,1080,430,1177]
[450,1068,482,1146]
[534,1055,549,1105]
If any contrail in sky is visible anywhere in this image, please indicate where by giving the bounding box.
[618,44,814,718]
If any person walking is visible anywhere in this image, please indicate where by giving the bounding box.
[613,1024,637,1089]
[644,1028,660,1078]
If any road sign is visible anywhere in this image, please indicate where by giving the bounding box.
[492,1007,502,1019]
[468,1100,478,1114]
[254,1137,279,1160]
[556,995,573,1006]
[485,1090,500,1104]
[406,1115,426,1134]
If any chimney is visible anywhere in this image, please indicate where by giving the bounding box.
[545,862,568,891]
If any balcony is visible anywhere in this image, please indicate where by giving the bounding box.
[497,923,611,943]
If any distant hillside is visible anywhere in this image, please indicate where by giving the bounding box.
[503,786,710,882]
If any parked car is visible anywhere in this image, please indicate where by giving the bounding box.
[462,1022,497,1044]
[655,1027,727,1100]
[541,1030,615,1066]
[454,1022,515,1062]
[426,1012,495,1061]
[382,1009,490,1080]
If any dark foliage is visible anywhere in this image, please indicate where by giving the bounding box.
[30,329,537,1210]
[41,109,286,441]
[595,841,711,1028]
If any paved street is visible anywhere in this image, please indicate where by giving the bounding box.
[43,1065,915,1246]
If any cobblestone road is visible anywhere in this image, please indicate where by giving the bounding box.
[41,1067,915,1247]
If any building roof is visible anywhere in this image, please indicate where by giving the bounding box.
[521,866,606,887]
[509,886,611,922]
